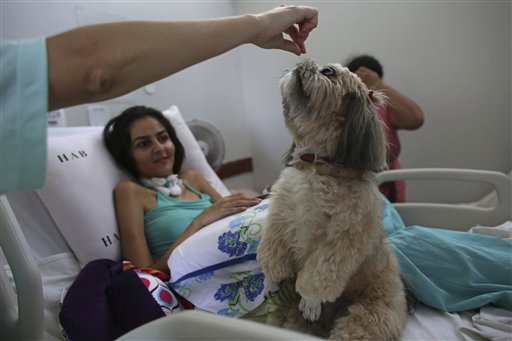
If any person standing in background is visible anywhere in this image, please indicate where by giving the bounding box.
[346,55,424,202]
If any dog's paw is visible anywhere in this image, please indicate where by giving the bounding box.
[299,297,321,321]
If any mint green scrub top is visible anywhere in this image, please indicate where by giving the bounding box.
[1,38,48,193]
[144,182,212,259]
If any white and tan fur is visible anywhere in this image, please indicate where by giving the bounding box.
[257,59,407,340]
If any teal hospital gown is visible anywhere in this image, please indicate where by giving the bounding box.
[381,198,512,312]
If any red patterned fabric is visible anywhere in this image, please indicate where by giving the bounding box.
[122,261,170,281]
[122,261,194,310]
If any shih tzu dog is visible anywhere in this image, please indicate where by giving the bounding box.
[257,58,407,340]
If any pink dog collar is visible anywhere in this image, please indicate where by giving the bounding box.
[299,153,332,164]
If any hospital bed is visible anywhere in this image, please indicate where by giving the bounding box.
[1,105,510,340]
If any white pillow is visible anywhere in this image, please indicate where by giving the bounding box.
[36,105,228,266]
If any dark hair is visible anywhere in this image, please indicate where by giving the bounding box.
[103,105,185,178]
[345,55,384,79]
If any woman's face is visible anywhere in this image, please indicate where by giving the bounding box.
[129,116,175,179]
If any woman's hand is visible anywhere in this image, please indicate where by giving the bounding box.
[253,5,318,55]
[354,66,381,89]
[194,193,261,228]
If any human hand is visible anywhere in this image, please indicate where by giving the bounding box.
[253,5,318,55]
[194,193,261,228]
[354,66,381,89]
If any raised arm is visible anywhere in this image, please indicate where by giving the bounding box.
[46,5,318,110]
[354,66,424,130]
[374,79,424,130]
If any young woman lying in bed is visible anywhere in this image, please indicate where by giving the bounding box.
[103,106,261,274]
[102,105,511,324]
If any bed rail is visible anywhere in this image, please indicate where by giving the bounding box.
[0,195,44,340]
[375,168,511,231]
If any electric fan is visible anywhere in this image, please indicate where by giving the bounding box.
[186,119,226,170]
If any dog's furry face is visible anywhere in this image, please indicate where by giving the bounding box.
[279,58,387,172]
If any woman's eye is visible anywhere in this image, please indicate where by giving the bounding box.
[321,67,335,76]
[158,134,169,143]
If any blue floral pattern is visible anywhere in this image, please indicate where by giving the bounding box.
[214,272,265,316]
[243,273,265,301]
[218,230,248,257]
[216,308,236,317]
[217,208,264,258]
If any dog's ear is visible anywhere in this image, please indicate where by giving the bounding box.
[334,93,387,171]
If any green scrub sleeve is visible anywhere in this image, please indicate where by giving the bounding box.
[1,38,48,194]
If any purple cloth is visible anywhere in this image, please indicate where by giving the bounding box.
[59,259,164,341]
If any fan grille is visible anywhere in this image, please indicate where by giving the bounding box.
[186,119,225,170]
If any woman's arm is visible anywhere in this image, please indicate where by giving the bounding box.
[114,181,155,269]
[46,5,318,110]
[374,80,424,130]
[355,66,424,130]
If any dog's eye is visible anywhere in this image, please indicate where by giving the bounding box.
[321,67,335,76]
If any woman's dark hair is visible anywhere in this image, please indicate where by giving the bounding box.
[103,106,185,178]
[345,55,384,79]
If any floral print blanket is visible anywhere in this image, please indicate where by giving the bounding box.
[168,199,270,318]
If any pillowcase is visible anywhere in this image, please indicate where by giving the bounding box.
[36,130,126,265]
[36,105,228,266]
[167,200,270,316]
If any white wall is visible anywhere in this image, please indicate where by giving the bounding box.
[3,1,511,201]
[237,1,511,202]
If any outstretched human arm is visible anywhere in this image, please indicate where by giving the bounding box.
[46,5,318,110]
